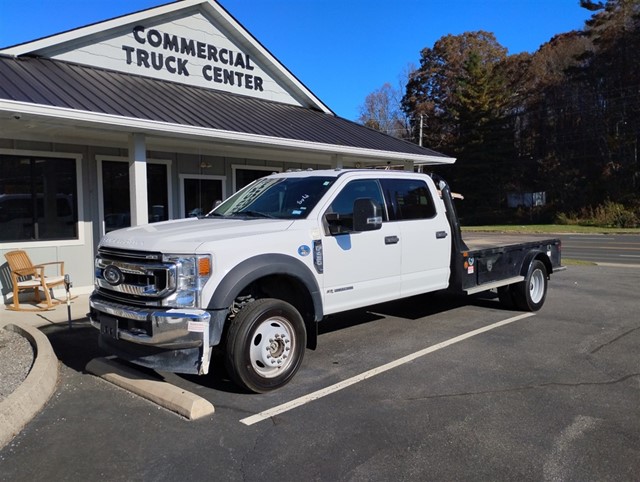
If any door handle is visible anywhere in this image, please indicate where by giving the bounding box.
[385,235,400,245]
[436,231,448,239]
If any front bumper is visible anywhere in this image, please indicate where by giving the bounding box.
[89,295,226,375]
[89,296,212,348]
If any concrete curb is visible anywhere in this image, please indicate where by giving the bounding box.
[0,322,59,450]
[86,357,215,420]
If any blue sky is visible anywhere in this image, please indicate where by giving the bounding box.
[0,0,594,120]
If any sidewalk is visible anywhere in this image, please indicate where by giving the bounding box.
[0,293,90,449]
[0,293,90,329]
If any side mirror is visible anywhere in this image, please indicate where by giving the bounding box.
[325,212,351,235]
[353,198,382,231]
[325,198,383,235]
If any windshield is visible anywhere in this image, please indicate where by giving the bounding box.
[209,176,336,219]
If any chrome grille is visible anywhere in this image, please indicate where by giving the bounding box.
[95,247,176,304]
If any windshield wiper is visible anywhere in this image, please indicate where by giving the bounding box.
[234,210,277,219]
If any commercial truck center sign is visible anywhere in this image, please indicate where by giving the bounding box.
[122,25,265,91]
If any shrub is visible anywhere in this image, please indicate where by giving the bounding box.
[555,201,639,228]
[591,201,637,228]
[555,212,577,225]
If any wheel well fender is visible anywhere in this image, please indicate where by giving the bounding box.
[208,254,323,322]
[520,251,552,278]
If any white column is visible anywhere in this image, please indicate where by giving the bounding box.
[128,133,148,226]
[331,154,343,169]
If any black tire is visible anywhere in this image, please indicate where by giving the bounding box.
[225,298,306,393]
[512,260,548,312]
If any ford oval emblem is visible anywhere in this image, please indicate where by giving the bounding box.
[103,265,124,286]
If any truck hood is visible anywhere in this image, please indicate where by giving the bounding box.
[98,217,295,253]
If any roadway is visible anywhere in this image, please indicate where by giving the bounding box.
[559,233,640,266]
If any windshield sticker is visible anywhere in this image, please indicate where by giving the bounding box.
[298,245,311,257]
[292,210,302,215]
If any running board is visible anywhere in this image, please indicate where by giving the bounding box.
[465,276,525,295]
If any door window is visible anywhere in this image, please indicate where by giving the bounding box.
[327,179,386,219]
[380,179,436,221]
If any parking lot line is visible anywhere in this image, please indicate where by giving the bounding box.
[240,312,535,426]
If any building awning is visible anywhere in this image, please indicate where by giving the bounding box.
[0,55,454,165]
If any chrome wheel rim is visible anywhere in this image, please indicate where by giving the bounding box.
[529,269,545,304]
[249,316,295,378]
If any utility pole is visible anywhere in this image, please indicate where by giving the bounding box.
[419,114,423,147]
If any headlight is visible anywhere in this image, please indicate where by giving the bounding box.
[163,254,212,307]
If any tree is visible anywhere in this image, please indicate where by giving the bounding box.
[521,31,595,211]
[525,0,640,212]
[358,82,409,139]
[402,32,516,214]
[366,1,640,223]
[402,31,508,151]
[578,0,640,204]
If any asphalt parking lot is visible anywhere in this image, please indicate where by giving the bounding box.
[1,263,639,481]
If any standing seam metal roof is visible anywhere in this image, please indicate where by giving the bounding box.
[0,55,449,159]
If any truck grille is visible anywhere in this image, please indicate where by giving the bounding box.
[95,247,176,306]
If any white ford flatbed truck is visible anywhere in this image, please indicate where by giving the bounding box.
[89,169,563,392]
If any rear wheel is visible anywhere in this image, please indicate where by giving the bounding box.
[512,260,548,312]
[225,298,306,393]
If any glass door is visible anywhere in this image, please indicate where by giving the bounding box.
[180,175,225,218]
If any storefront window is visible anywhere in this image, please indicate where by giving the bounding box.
[0,155,78,242]
[102,161,130,232]
[102,160,170,232]
[148,163,169,223]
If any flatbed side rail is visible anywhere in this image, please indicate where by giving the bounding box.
[464,276,525,295]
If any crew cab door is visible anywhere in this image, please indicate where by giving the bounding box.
[380,178,451,297]
[320,179,401,314]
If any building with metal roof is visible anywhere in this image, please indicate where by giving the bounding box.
[0,0,454,301]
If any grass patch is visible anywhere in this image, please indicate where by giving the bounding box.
[461,225,640,235]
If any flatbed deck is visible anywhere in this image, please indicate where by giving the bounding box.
[451,233,563,295]
[462,233,553,252]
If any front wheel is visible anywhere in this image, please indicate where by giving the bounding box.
[225,298,306,393]
[512,260,548,312]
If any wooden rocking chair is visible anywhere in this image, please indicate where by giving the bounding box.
[4,250,67,311]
